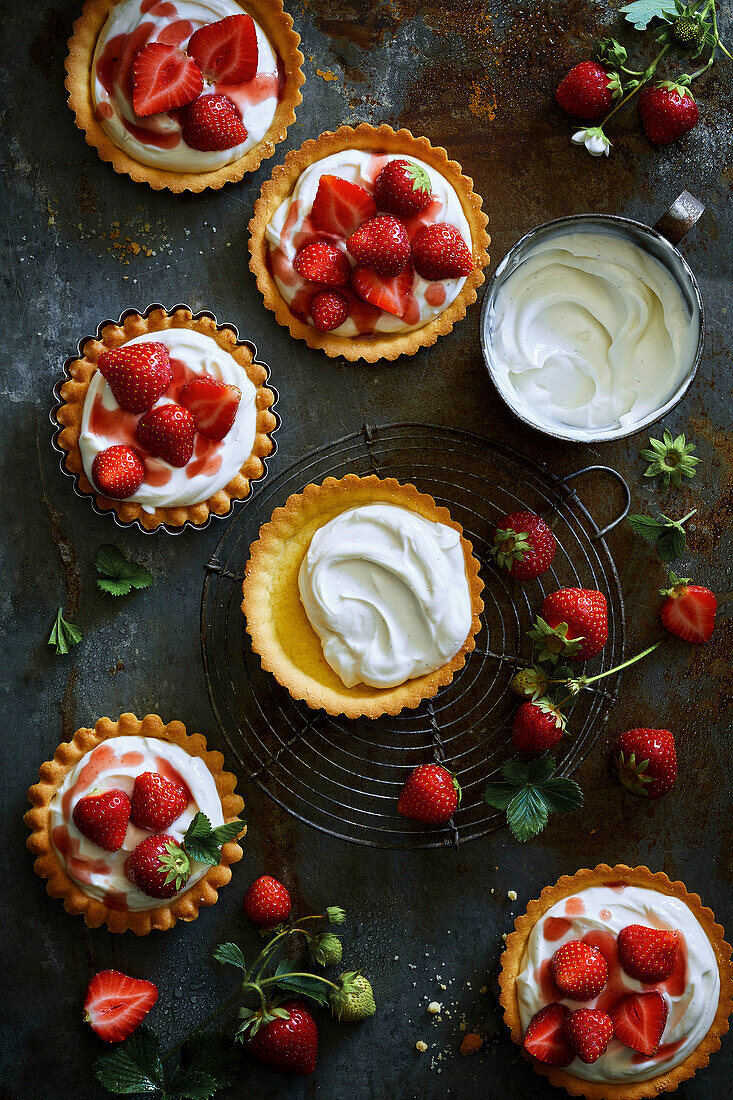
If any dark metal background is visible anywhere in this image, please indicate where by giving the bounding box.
[2,2,731,1098]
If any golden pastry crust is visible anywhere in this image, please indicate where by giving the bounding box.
[248,123,490,361]
[55,305,277,531]
[241,474,485,718]
[498,864,733,1099]
[24,713,245,935]
[65,0,304,192]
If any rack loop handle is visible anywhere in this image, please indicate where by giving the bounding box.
[556,465,630,541]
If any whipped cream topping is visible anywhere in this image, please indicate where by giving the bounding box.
[49,736,225,911]
[266,149,473,335]
[79,328,257,512]
[488,230,700,439]
[91,0,281,172]
[516,884,720,1083]
[298,503,472,689]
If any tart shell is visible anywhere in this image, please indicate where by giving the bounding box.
[25,713,246,935]
[248,123,490,361]
[241,474,485,718]
[65,0,305,193]
[498,864,733,1099]
[55,305,277,532]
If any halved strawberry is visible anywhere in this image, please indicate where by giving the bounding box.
[618,925,678,982]
[411,223,473,280]
[180,93,247,151]
[523,1003,574,1066]
[187,14,258,84]
[310,175,378,238]
[347,214,411,277]
[179,375,241,441]
[72,789,131,852]
[609,990,668,1057]
[659,574,717,643]
[92,446,145,500]
[98,342,172,413]
[83,970,158,1043]
[311,290,350,332]
[132,43,203,117]
[351,263,414,318]
[293,241,351,287]
[136,404,196,467]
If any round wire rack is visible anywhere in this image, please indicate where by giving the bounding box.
[201,423,628,850]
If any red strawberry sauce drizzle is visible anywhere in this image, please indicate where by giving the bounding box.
[543,916,573,942]
[565,896,585,916]
[154,756,193,803]
[52,825,111,884]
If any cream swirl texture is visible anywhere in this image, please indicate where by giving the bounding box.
[298,504,472,689]
[516,885,720,1083]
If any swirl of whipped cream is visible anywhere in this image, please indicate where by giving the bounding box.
[516,884,720,1083]
[78,328,257,512]
[266,149,473,335]
[298,503,472,689]
[91,0,280,172]
[489,230,700,438]
[49,736,225,910]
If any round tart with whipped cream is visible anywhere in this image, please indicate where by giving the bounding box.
[65,0,304,192]
[499,864,732,1099]
[55,305,277,531]
[249,123,490,361]
[25,713,245,934]
[241,474,484,718]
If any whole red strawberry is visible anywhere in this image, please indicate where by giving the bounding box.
[374,158,433,217]
[531,588,608,663]
[639,83,699,145]
[523,1003,573,1066]
[311,290,350,332]
[411,223,473,280]
[136,403,196,467]
[179,376,241,441]
[243,875,292,927]
[125,834,190,899]
[555,61,616,120]
[551,940,608,1001]
[397,764,460,824]
[347,215,411,277]
[618,924,678,982]
[491,510,556,580]
[92,445,145,499]
[512,699,565,753]
[131,771,188,832]
[245,1000,318,1076]
[98,342,172,413]
[180,94,247,151]
[73,789,131,852]
[612,728,677,799]
[659,574,716,643]
[293,241,351,287]
[609,990,668,1056]
[562,1009,613,1064]
[83,970,158,1043]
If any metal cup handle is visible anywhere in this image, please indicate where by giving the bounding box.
[555,466,631,541]
[653,191,705,246]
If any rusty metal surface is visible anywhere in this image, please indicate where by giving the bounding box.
[1,1,731,1097]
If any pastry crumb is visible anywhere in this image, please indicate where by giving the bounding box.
[507,890,517,901]
[416,1040,428,1052]
[427,1001,441,1015]
[460,1033,484,1056]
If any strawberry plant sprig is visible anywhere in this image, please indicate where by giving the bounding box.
[627,508,697,562]
[484,757,584,842]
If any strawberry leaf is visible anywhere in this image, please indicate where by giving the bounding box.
[212,942,247,971]
[484,757,584,842]
[620,1,676,29]
[183,812,244,866]
[95,1025,164,1094]
[536,776,584,815]
[48,606,82,655]
[627,511,694,563]
[481,780,517,811]
[170,1033,241,1098]
[507,786,548,842]
[274,961,330,1007]
[95,544,153,597]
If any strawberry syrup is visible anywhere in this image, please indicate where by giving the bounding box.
[52,825,111,884]
[543,916,573,942]
[154,756,193,803]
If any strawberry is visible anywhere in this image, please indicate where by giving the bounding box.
[179,375,241,441]
[72,789,131,852]
[245,1000,318,1076]
[130,771,188,832]
[83,970,158,1043]
[347,215,411,277]
[555,61,616,120]
[523,1003,574,1066]
[132,43,203,117]
[310,175,377,238]
[659,574,716,643]
[550,940,608,1001]
[618,925,679,982]
[187,14,258,84]
[562,1009,613,1064]
[98,342,172,413]
[125,834,190,899]
[311,290,350,332]
[397,764,460,825]
[531,588,608,663]
[639,83,699,145]
[329,972,376,1021]
[374,158,433,218]
[293,241,351,287]
[243,875,292,927]
[180,93,247,151]
[609,990,668,1057]
[136,403,196,467]
[491,510,556,580]
[411,223,473,280]
[612,728,677,800]
[351,263,414,318]
[91,445,145,500]
[512,699,565,753]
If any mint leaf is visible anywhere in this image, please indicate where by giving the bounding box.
[538,776,584,815]
[620,1,675,29]
[273,961,329,1007]
[48,606,82,656]
[95,544,153,597]
[212,942,247,971]
[627,511,694,563]
[507,786,548,843]
[95,544,128,576]
[96,1026,164,1095]
[183,812,244,866]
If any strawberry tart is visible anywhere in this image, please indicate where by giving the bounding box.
[54,305,277,531]
[249,123,490,361]
[25,713,245,934]
[499,865,732,1098]
[65,0,304,191]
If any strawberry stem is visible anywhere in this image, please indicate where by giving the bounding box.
[599,43,670,128]
[576,640,663,686]
[162,986,246,1063]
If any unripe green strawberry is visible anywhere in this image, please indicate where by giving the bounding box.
[329,972,376,1022]
[310,933,343,967]
[673,15,703,48]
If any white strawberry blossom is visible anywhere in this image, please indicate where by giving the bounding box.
[571,126,612,157]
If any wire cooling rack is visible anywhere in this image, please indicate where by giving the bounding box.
[201,423,628,850]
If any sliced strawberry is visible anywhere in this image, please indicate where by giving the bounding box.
[411,223,474,280]
[562,1009,613,1064]
[659,576,717,643]
[98,342,172,414]
[179,375,241,441]
[131,772,188,832]
[132,43,203,117]
[72,789,131,852]
[310,175,378,238]
[187,14,258,84]
[136,404,196,467]
[293,241,351,287]
[91,446,145,500]
[83,970,158,1043]
[351,263,414,318]
[180,93,247,151]
[609,990,668,1057]
[618,925,679,982]
[347,214,411,277]
[523,1003,574,1066]
[311,290,350,332]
